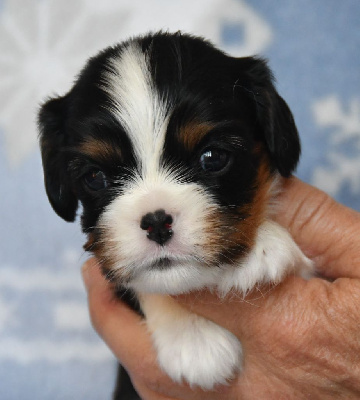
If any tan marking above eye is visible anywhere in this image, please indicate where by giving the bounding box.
[79,139,123,162]
[179,121,215,151]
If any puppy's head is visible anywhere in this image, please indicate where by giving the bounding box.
[39,32,300,294]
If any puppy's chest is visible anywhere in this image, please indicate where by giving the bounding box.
[38,31,313,391]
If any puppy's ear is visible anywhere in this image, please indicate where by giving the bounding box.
[238,57,300,177]
[38,95,78,222]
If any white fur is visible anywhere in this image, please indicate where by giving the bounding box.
[100,41,225,293]
[218,220,314,295]
[139,293,242,389]
[99,43,314,390]
[137,221,313,389]
[102,41,170,179]
[99,177,222,292]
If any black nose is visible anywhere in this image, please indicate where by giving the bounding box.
[140,209,173,246]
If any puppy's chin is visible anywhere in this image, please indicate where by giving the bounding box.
[124,260,219,294]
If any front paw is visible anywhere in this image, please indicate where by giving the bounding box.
[152,312,242,390]
[218,220,314,295]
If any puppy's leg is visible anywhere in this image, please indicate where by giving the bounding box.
[139,293,242,390]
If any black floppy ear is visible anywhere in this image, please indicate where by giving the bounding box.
[239,57,300,177]
[38,95,78,222]
[258,87,300,177]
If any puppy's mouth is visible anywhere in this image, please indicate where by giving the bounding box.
[149,257,173,270]
[143,254,217,272]
[126,254,218,294]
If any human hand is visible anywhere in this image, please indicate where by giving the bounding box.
[82,177,360,399]
[82,259,234,400]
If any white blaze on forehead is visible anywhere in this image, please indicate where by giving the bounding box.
[102,41,171,177]
[98,42,224,292]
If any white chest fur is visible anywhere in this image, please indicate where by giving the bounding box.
[137,219,313,389]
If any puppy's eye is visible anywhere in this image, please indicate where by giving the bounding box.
[83,170,108,191]
[199,148,230,173]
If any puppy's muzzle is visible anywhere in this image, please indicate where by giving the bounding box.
[140,209,173,246]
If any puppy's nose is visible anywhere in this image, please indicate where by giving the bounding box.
[140,209,173,246]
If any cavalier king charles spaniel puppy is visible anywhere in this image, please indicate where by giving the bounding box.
[39,31,312,396]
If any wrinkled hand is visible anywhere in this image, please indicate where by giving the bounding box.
[82,178,360,399]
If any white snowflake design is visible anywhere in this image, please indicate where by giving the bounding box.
[312,95,360,196]
[0,0,131,167]
[0,0,272,168]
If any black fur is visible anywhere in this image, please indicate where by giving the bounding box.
[113,365,141,400]
[38,31,300,399]
[39,32,300,228]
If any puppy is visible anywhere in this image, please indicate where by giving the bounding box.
[39,32,312,392]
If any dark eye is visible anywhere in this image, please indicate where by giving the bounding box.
[83,170,108,191]
[199,148,231,173]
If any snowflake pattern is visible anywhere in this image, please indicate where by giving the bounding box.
[1,0,359,399]
[0,0,130,167]
[0,0,271,167]
[0,1,274,398]
[312,95,360,196]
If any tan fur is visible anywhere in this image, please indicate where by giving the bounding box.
[222,144,273,258]
[180,121,214,151]
[79,139,122,163]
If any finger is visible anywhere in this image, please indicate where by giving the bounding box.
[275,177,360,279]
[81,258,158,369]
[174,277,309,340]
[82,258,230,400]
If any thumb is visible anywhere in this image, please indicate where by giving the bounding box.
[275,177,360,279]
[81,258,153,369]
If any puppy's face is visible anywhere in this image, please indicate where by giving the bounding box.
[39,33,300,294]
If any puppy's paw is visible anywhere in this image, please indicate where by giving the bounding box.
[246,220,314,283]
[153,311,242,390]
[218,220,315,295]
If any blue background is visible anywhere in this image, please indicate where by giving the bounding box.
[0,1,359,399]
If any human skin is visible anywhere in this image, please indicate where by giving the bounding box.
[82,177,360,399]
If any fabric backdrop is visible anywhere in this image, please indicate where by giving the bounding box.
[0,1,359,399]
